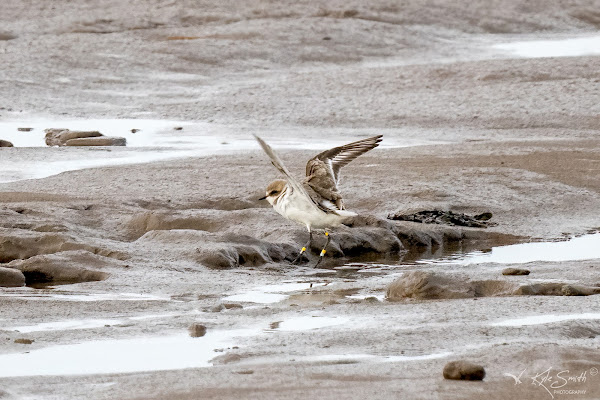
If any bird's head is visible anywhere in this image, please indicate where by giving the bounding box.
[259,179,287,205]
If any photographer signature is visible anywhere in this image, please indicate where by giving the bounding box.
[504,366,598,399]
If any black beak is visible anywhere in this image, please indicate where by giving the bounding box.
[258,195,267,201]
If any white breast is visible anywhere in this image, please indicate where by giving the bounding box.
[272,187,349,230]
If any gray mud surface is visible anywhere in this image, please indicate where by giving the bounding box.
[1,1,600,399]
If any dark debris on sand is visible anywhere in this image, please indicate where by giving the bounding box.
[387,210,495,228]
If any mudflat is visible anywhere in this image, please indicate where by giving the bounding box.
[1,1,600,399]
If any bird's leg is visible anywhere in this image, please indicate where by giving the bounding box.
[292,229,312,264]
[314,231,331,268]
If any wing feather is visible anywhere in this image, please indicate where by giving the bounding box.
[253,135,326,211]
[306,135,383,185]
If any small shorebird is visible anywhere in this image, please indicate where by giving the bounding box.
[255,134,383,267]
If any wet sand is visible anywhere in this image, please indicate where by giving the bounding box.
[1,1,600,399]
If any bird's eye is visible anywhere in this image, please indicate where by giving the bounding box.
[270,190,279,195]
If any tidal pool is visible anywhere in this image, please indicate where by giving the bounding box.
[494,34,600,58]
[420,233,600,265]
[491,313,600,327]
[222,281,329,304]
[269,316,350,331]
[0,329,256,377]
[0,119,420,183]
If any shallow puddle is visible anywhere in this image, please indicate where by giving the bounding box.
[222,281,329,304]
[346,294,386,302]
[0,289,170,302]
[0,119,253,183]
[420,233,600,265]
[0,119,192,148]
[268,316,349,331]
[494,34,600,58]
[4,313,187,333]
[0,313,362,377]
[6,318,124,333]
[299,351,452,364]
[0,119,419,183]
[0,330,257,377]
[491,313,600,327]
[223,292,288,304]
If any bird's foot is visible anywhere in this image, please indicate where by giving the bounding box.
[313,249,326,268]
[291,247,308,265]
[313,231,331,268]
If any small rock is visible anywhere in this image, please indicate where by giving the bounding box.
[0,140,14,147]
[223,303,243,310]
[514,283,600,296]
[363,296,381,303]
[198,249,239,270]
[0,32,17,41]
[269,321,281,329]
[0,267,26,287]
[333,226,402,255]
[561,284,598,296]
[386,271,473,300]
[7,251,110,285]
[443,360,485,380]
[189,323,207,338]
[131,129,140,133]
[210,304,226,312]
[474,212,493,221]
[174,126,183,130]
[44,129,102,146]
[65,136,126,146]
[387,271,516,300]
[14,338,34,345]
[502,268,530,276]
[212,353,242,365]
[17,127,33,132]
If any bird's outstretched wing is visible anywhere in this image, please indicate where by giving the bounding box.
[306,135,383,185]
[303,135,383,210]
[254,135,315,204]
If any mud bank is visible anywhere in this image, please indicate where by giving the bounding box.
[2,138,600,400]
[1,0,600,399]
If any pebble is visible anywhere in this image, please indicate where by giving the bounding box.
[0,267,25,287]
[363,296,381,303]
[223,303,243,310]
[502,268,530,276]
[65,136,126,146]
[14,338,34,344]
[235,370,254,374]
[210,304,226,312]
[189,323,207,338]
[443,360,485,380]
[44,128,102,146]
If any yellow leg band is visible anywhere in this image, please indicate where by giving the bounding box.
[320,249,326,256]
[301,247,306,252]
